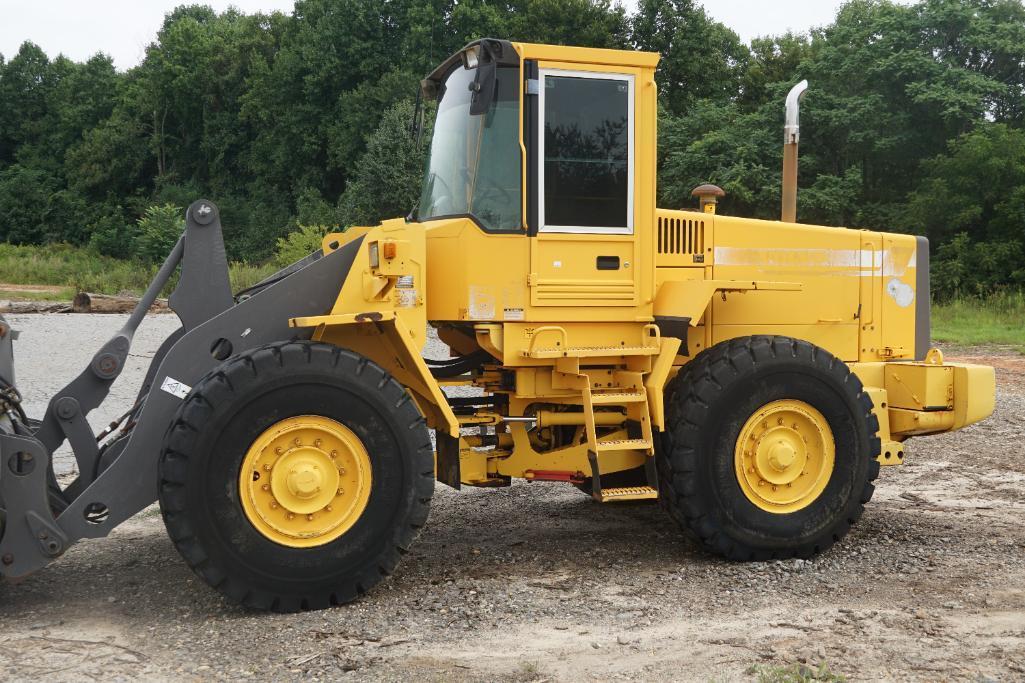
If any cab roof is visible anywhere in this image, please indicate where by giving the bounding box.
[423,38,660,88]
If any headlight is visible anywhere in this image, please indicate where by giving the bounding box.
[369,242,379,268]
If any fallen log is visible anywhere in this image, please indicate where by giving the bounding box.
[0,292,170,314]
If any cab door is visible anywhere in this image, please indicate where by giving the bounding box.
[528,63,642,315]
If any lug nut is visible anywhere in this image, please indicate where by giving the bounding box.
[330,450,338,458]
[294,438,302,447]
[337,488,344,496]
[287,512,295,520]
[338,468,346,476]
[274,447,283,455]
[270,502,279,509]
[314,439,322,447]
[325,505,333,512]
[261,484,269,491]
[263,464,271,471]
[306,514,314,521]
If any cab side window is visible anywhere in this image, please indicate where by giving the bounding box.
[539,71,634,234]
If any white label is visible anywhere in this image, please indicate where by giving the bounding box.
[504,307,525,321]
[552,260,562,268]
[160,376,192,400]
[396,289,418,308]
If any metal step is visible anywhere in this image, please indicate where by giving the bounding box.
[595,438,652,453]
[523,345,659,359]
[597,486,658,502]
[590,391,647,405]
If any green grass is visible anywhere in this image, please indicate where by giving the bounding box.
[0,243,275,297]
[932,291,1025,350]
[0,286,77,301]
[746,663,845,683]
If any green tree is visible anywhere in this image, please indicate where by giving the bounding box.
[133,203,184,263]
[631,0,748,115]
[337,99,429,226]
[0,164,56,243]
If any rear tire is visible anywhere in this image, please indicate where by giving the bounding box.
[658,336,880,560]
[158,341,433,612]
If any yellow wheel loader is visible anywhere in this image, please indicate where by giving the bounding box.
[0,40,995,611]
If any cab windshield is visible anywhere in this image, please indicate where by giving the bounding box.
[417,64,521,231]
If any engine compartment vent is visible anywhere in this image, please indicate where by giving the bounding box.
[657,215,704,256]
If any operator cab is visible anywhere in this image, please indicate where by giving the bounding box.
[416,39,660,320]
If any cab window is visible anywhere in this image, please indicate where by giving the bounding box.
[538,70,634,234]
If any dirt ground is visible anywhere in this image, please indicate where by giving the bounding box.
[1,314,1024,681]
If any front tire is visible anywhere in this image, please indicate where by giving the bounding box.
[658,336,880,560]
[158,341,433,612]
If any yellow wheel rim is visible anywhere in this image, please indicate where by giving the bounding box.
[238,416,372,548]
[734,399,835,514]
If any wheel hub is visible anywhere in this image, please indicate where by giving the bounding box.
[239,416,372,547]
[734,400,835,513]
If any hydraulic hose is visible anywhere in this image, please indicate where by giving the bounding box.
[426,349,492,378]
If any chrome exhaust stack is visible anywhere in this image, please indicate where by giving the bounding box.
[781,80,808,223]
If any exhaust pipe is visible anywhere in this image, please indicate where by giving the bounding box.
[781,80,808,223]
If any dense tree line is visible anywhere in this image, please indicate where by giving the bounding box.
[0,0,1023,297]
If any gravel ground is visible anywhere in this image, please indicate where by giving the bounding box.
[1,314,1024,681]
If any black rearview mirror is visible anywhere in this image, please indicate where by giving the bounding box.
[469,57,497,115]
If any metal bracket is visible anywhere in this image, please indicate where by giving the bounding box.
[169,201,234,330]
[53,397,100,490]
[0,433,63,577]
[587,450,603,501]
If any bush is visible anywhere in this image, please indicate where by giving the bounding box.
[88,206,135,259]
[274,224,330,267]
[134,204,184,263]
[932,233,1025,300]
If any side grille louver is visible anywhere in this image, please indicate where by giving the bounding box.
[657,215,704,256]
